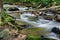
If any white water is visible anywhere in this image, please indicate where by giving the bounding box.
[19,12,60,40]
[4,5,60,39]
[18,7,28,11]
[20,13,60,31]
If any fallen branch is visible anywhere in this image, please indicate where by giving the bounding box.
[39,5,60,10]
[22,5,60,12]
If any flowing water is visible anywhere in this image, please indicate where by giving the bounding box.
[6,6,60,40]
[19,11,60,40]
[20,13,60,31]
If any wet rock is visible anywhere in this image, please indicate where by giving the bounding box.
[8,7,19,11]
[28,16,39,21]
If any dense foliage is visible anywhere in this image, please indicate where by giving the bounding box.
[1,11,21,30]
[4,0,20,3]
[4,0,60,8]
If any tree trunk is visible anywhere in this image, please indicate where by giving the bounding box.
[0,0,3,25]
[0,0,3,13]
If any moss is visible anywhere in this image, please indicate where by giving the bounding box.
[26,35,55,40]
[20,28,46,36]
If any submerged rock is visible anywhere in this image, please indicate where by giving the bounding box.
[28,16,39,21]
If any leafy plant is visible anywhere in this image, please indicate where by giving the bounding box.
[1,11,20,30]
[54,0,60,5]
[1,11,15,24]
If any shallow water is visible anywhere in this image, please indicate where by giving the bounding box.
[20,13,60,31]
[5,7,60,31]
[6,6,60,39]
[19,12,60,40]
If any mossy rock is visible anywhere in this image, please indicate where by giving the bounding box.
[20,28,48,36]
[0,29,10,40]
[28,16,39,21]
[26,35,55,40]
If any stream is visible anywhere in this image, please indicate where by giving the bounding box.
[5,5,60,40]
[19,11,60,40]
[20,12,60,31]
